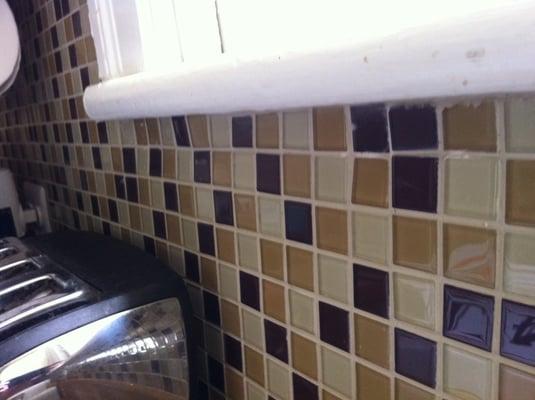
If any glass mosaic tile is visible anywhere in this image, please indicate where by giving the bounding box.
[350,104,389,152]
[353,264,389,318]
[389,104,437,150]
[501,300,535,367]
[392,156,438,213]
[395,328,437,388]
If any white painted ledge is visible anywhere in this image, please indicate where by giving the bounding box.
[84,2,535,120]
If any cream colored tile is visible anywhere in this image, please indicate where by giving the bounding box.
[394,273,436,330]
[150,180,165,209]
[234,153,255,191]
[258,197,283,238]
[283,110,309,149]
[205,323,223,361]
[210,115,231,148]
[219,263,238,301]
[238,233,259,271]
[289,290,315,334]
[247,381,266,400]
[445,157,498,219]
[504,232,535,299]
[505,98,535,152]
[141,208,153,235]
[352,212,389,265]
[321,347,353,398]
[182,219,198,251]
[443,345,492,400]
[267,359,290,400]
[315,155,347,203]
[242,309,264,350]
[137,148,149,176]
[177,149,192,182]
[318,254,349,304]
[195,187,214,222]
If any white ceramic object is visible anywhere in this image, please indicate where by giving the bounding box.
[0,0,20,96]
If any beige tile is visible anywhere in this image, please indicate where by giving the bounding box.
[138,178,151,206]
[256,113,279,149]
[505,98,535,152]
[246,381,265,400]
[242,309,264,350]
[283,154,311,198]
[283,110,309,149]
[205,323,223,361]
[318,254,348,304]
[196,187,214,222]
[212,151,231,187]
[394,273,436,330]
[244,346,264,386]
[177,150,192,182]
[289,290,315,334]
[356,363,391,400]
[506,159,535,227]
[234,153,255,191]
[182,219,198,251]
[258,197,283,237]
[262,280,286,322]
[316,207,348,255]
[443,102,497,151]
[260,239,284,281]
[354,314,389,369]
[443,223,496,288]
[395,379,434,400]
[352,158,389,208]
[393,216,437,273]
[216,228,235,264]
[221,299,241,337]
[500,364,535,400]
[315,155,347,203]
[267,359,290,400]
[210,115,231,148]
[322,347,352,398]
[188,115,209,147]
[178,185,195,217]
[166,214,182,246]
[201,257,218,292]
[150,179,164,209]
[237,233,258,271]
[235,194,257,231]
[287,245,314,291]
[352,211,389,265]
[313,106,347,151]
[504,232,535,299]
[129,205,141,230]
[219,263,238,301]
[225,367,244,400]
[291,332,318,380]
[322,390,343,400]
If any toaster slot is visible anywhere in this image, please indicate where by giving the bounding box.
[0,259,40,282]
[0,247,17,261]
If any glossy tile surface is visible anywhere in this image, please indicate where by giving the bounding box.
[216,228,235,264]
[287,246,314,291]
[264,320,288,363]
[499,364,535,400]
[394,273,436,330]
[353,264,389,318]
[350,104,389,152]
[354,314,390,368]
[289,290,315,334]
[395,379,434,400]
[232,116,253,147]
[315,207,348,255]
[283,154,310,198]
[393,216,437,273]
[234,194,257,231]
[315,155,346,203]
[506,159,535,227]
[267,359,290,400]
[505,98,535,152]
[284,201,313,245]
[319,301,350,351]
[504,232,535,298]
[291,332,317,380]
[260,239,284,280]
[318,254,349,304]
[389,104,437,150]
[292,373,319,400]
[233,153,255,191]
[212,151,231,187]
[283,110,309,150]
[313,106,346,151]
[501,300,535,367]
[356,363,391,400]
[443,285,494,351]
[240,271,260,311]
[258,197,283,237]
[352,211,389,265]
[352,157,389,208]
[262,280,285,322]
[392,156,438,213]
[395,329,436,388]
[256,113,279,149]
[321,347,352,398]
[256,153,280,195]
[194,151,211,183]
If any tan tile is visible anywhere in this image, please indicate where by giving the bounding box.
[129,205,141,230]
[443,102,497,151]
[201,257,218,292]
[506,159,535,227]
[225,367,244,400]
[283,154,311,198]
[316,207,348,255]
[393,216,437,273]
[352,158,389,208]
[213,151,231,187]
[166,214,182,245]
[162,149,176,179]
[235,194,257,231]
[313,106,347,151]
[291,332,317,380]
[444,223,496,288]
[105,174,116,197]
[322,391,342,400]
[221,299,241,337]
[356,363,391,400]
[354,314,389,369]
[286,246,314,291]
[256,113,279,149]
[260,239,284,281]
[188,115,209,147]
[262,280,286,322]
[178,185,195,217]
[135,119,148,145]
[216,228,235,264]
[145,118,160,144]
[138,178,151,206]
[395,379,434,400]
[245,346,264,386]
[500,364,535,400]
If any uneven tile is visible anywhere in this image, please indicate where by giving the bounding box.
[504,232,535,298]
[313,106,346,151]
[395,329,436,388]
[353,264,389,318]
[182,219,198,251]
[315,155,346,203]
[283,110,309,149]
[287,246,314,291]
[351,104,389,152]
[395,379,434,400]
[263,280,286,322]
[166,214,181,245]
[315,207,348,255]
[246,381,265,400]
[188,115,209,147]
[235,194,257,231]
[212,151,231,187]
[208,356,225,392]
[225,368,244,400]
[443,285,494,351]
[242,309,264,350]
[149,148,162,177]
[322,390,343,400]
[178,185,195,217]
[164,181,179,212]
[210,115,231,148]
[443,344,492,400]
[237,233,258,271]
[244,346,264,386]
[221,299,241,337]
[318,254,349,304]
[264,319,288,363]
[505,98,535,152]
[284,201,312,245]
[443,223,496,288]
[291,332,317,380]
[283,154,311,198]
[240,271,260,310]
[356,363,391,400]
[352,211,389,265]
[194,151,211,183]
[292,373,318,400]
[204,290,221,326]
[198,223,215,256]
[394,273,436,330]
[216,228,235,264]
[354,314,389,368]
[256,113,279,149]
[201,257,218,292]
[233,153,255,191]
[162,149,176,179]
[506,159,535,227]
[289,290,315,334]
[260,239,284,281]
[213,190,234,226]
[259,197,283,237]
[392,156,438,213]
[196,187,214,222]
[499,364,535,400]
[445,157,498,219]
[172,116,190,146]
[257,153,280,195]
[319,301,349,352]
[443,102,497,151]
[393,216,437,273]
[232,116,253,147]
[177,150,192,182]
[322,347,352,398]
[267,359,290,400]
[389,104,437,150]
[352,157,389,208]
[501,300,535,367]
[224,334,243,371]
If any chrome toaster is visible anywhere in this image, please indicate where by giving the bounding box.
[0,231,196,400]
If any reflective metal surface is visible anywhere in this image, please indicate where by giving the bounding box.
[0,298,189,400]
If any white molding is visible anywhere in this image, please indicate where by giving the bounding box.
[84,1,535,120]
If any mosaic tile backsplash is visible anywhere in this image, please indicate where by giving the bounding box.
[2,1,535,400]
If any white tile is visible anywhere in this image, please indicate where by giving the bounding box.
[505,98,535,152]
[182,219,198,251]
[150,180,164,209]
[141,208,153,235]
[352,211,389,265]
[238,233,259,271]
[159,117,176,146]
[219,263,238,301]
[504,232,535,299]
[445,157,498,219]
[259,197,283,237]
[443,345,492,400]
[177,150,192,182]
[289,290,315,334]
[195,187,214,222]
[204,323,223,361]
[234,153,255,191]
[318,254,349,304]
[315,155,347,203]
[394,273,436,330]
[242,309,264,350]
[283,110,309,149]
[210,115,231,148]
[321,347,353,398]
[267,359,290,400]
[136,148,149,176]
